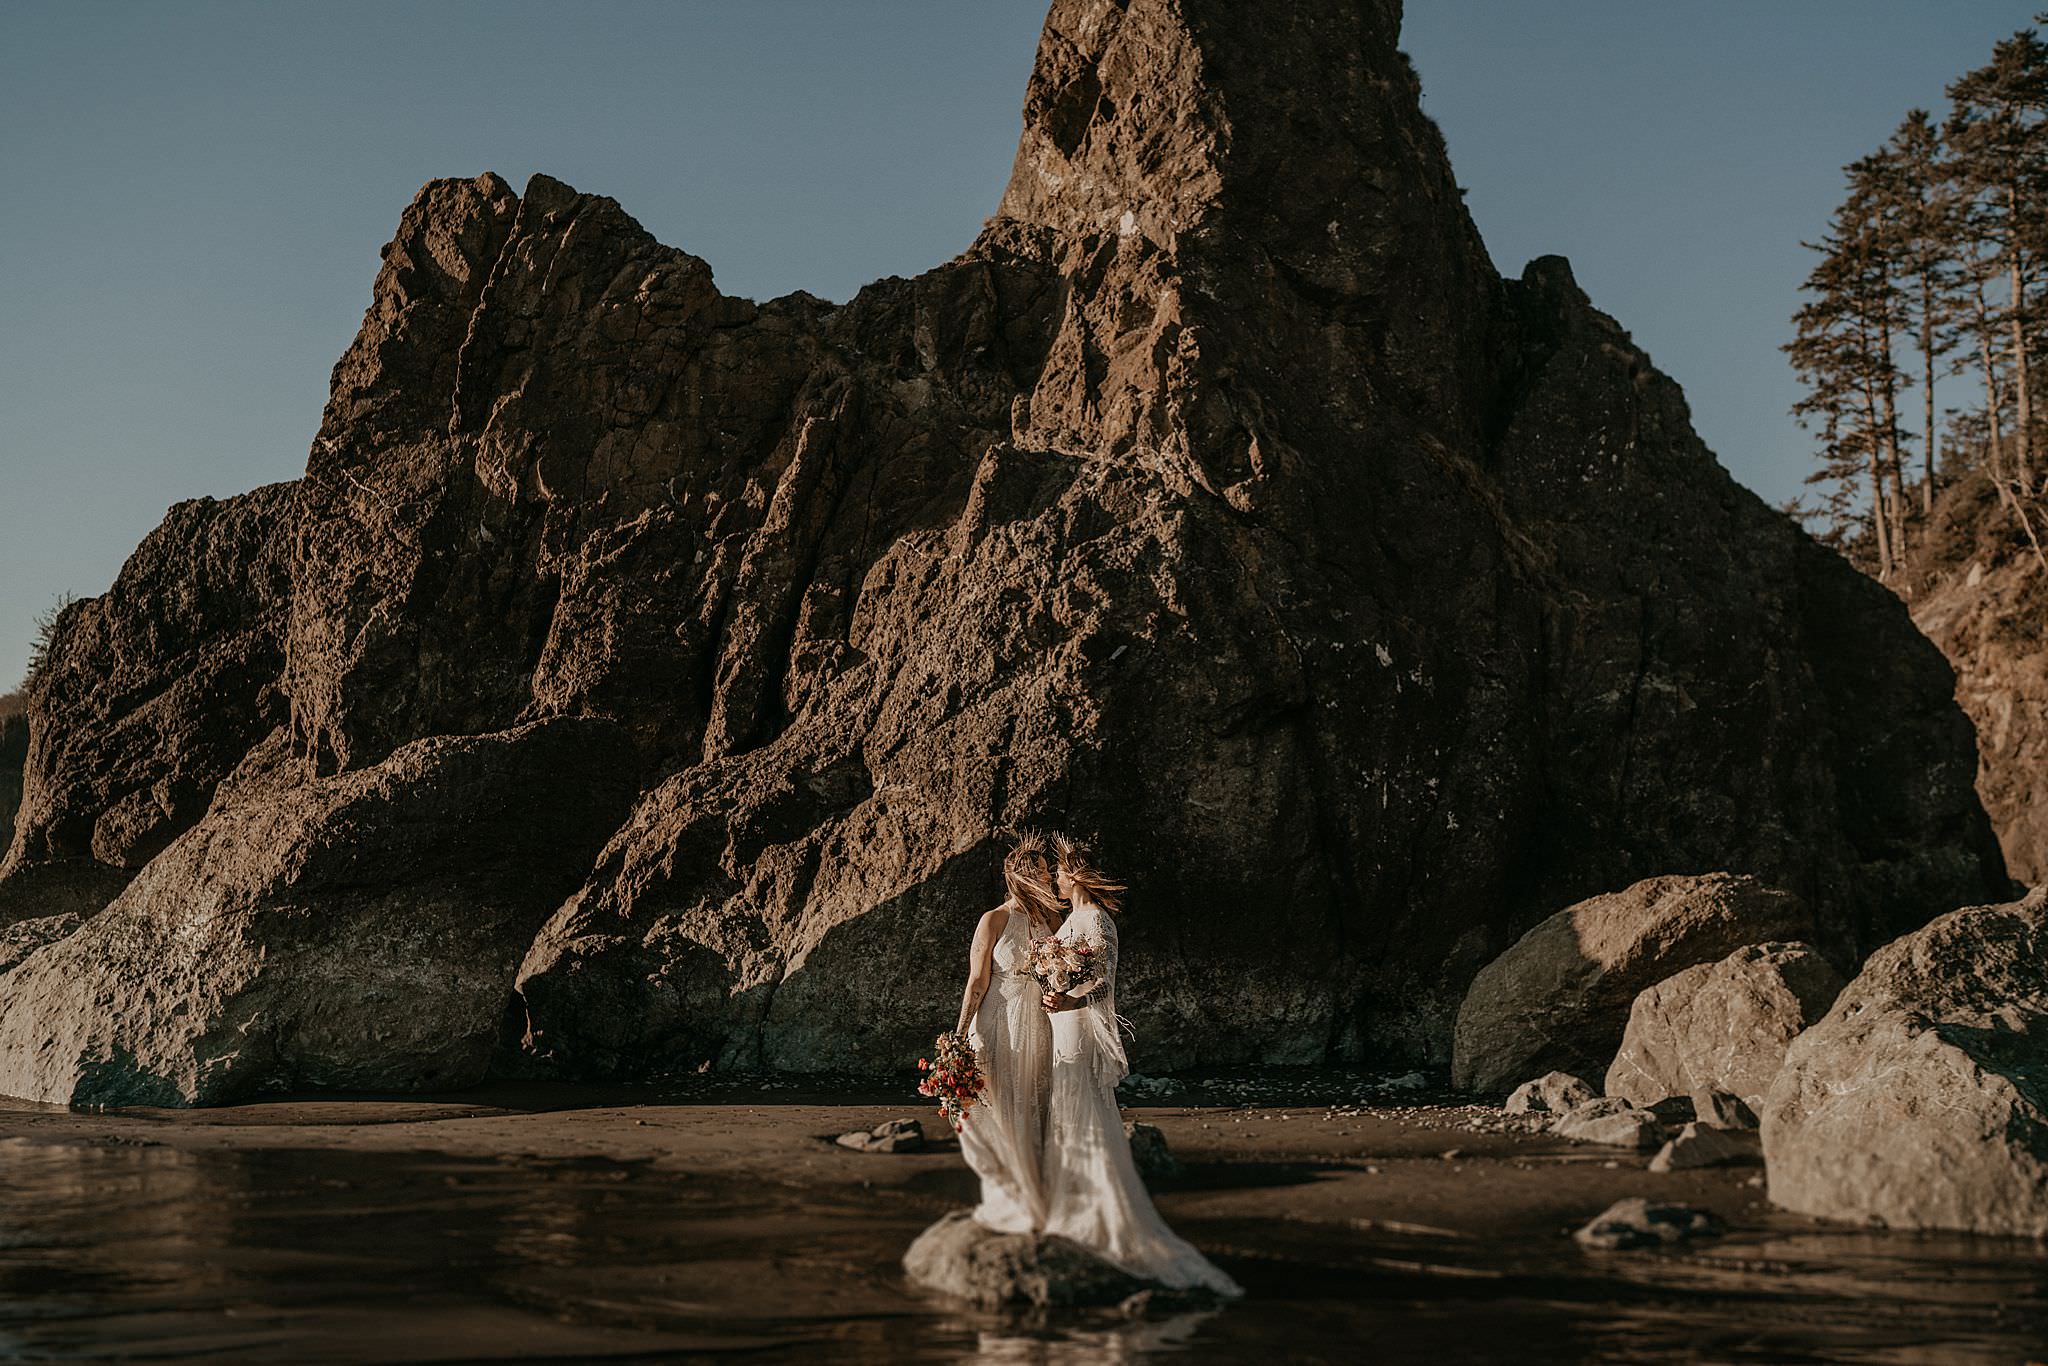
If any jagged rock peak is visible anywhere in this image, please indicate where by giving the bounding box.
[998,0,1416,240]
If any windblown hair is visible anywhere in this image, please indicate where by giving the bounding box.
[1003,830,1063,925]
[1052,832,1126,914]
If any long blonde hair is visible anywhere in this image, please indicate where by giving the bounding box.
[1003,830,1063,927]
[1052,831,1125,914]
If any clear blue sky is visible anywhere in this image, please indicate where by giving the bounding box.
[0,2,2032,688]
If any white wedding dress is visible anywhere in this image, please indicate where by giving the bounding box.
[1042,901,1242,1296]
[960,905,1054,1232]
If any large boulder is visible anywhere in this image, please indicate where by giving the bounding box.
[1761,885,2048,1236]
[1605,942,1844,1109]
[0,719,638,1106]
[902,1211,1157,1308]
[1454,873,1813,1093]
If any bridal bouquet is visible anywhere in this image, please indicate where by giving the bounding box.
[1027,934,1097,996]
[917,1031,985,1126]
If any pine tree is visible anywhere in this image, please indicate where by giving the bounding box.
[1787,270,1882,569]
[1886,109,1961,514]
[1947,24,2048,489]
[1850,152,1913,561]
[1787,179,1911,578]
[1952,257,2018,507]
[1792,17,2048,585]
[22,592,79,691]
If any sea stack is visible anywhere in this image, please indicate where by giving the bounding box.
[0,0,2008,1102]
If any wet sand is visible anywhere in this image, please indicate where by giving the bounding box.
[0,1077,2043,1363]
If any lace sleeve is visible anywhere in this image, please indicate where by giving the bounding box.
[1078,908,1129,1083]
[1068,908,1117,1003]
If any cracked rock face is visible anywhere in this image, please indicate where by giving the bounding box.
[1909,469,2048,887]
[0,0,2010,1095]
[1761,885,2048,1237]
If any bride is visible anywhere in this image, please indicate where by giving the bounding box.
[1039,834,1242,1297]
[949,832,1062,1232]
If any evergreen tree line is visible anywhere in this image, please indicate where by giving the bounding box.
[1786,15,2048,582]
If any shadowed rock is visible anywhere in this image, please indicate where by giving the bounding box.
[1553,1098,1666,1151]
[1606,942,1844,1110]
[1694,1089,1758,1130]
[1503,1071,1596,1116]
[1574,1198,1724,1250]
[1454,874,1813,1093]
[1649,1123,1760,1172]
[1646,1095,1697,1126]
[1125,1120,1181,1182]
[0,859,131,932]
[836,1119,926,1153]
[0,911,79,978]
[1761,885,2048,1237]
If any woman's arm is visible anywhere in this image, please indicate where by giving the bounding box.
[953,910,1002,1036]
[1042,915,1113,1011]
[1042,973,1103,1011]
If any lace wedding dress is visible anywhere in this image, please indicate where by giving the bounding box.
[1043,901,1243,1296]
[959,906,1054,1232]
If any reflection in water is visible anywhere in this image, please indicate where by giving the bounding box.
[967,1310,1219,1363]
[0,1139,1221,1363]
[0,1137,2044,1363]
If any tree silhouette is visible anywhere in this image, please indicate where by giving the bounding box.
[1790,18,2048,581]
[1787,171,1910,577]
[1946,23,2048,488]
[1885,109,1961,513]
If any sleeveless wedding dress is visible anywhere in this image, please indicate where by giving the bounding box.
[1043,901,1243,1296]
[959,905,1054,1232]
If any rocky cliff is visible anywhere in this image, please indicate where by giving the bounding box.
[1904,467,2044,886]
[0,0,2010,1101]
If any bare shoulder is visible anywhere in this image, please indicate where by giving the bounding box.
[977,905,1012,935]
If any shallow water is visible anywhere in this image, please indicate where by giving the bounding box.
[0,1138,2044,1363]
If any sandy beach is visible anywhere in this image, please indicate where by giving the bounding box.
[1,1076,2042,1363]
